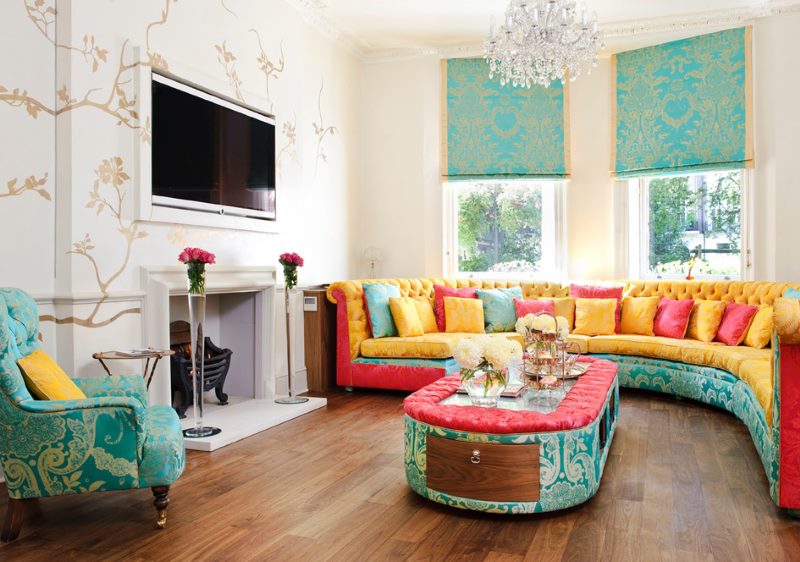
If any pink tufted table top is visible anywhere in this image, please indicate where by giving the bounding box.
[403,357,618,434]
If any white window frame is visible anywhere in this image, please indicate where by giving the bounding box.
[619,169,754,281]
[442,180,567,280]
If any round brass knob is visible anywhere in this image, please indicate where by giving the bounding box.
[470,449,481,464]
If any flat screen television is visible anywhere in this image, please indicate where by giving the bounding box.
[151,73,276,220]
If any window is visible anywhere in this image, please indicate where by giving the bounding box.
[445,181,565,278]
[627,169,751,280]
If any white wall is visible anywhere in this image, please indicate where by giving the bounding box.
[0,0,360,397]
[753,12,800,282]
[356,56,442,278]
[355,13,800,283]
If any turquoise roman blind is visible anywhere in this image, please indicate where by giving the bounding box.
[612,27,753,178]
[442,58,570,180]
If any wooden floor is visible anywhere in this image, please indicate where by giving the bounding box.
[2,388,800,561]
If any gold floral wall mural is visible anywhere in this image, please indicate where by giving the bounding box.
[277,114,299,179]
[1,0,177,143]
[313,78,338,175]
[215,41,245,102]
[25,0,108,72]
[0,173,49,201]
[250,30,284,113]
[40,157,147,328]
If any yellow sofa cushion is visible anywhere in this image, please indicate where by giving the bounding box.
[444,297,484,334]
[742,304,772,349]
[537,297,575,330]
[686,300,727,343]
[361,332,522,359]
[413,296,439,333]
[389,297,424,338]
[573,298,616,336]
[620,296,659,336]
[17,350,86,401]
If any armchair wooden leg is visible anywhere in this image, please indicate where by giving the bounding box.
[1,497,32,542]
[151,486,170,529]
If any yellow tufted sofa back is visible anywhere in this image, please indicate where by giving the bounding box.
[327,278,800,361]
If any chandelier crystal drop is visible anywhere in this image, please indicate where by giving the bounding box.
[485,0,604,89]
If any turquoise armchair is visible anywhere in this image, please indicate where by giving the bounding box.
[0,288,185,541]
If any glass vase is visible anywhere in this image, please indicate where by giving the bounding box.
[183,265,221,438]
[461,368,507,408]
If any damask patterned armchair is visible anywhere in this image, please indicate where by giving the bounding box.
[0,288,185,541]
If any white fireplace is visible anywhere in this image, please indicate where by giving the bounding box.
[140,265,325,451]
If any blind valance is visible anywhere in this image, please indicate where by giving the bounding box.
[441,58,570,181]
[612,27,753,178]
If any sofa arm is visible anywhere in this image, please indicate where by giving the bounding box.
[774,297,800,344]
[74,375,148,406]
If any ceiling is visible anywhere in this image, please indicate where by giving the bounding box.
[299,0,799,55]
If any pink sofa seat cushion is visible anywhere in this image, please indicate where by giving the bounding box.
[716,302,759,346]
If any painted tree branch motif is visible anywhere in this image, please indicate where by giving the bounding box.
[0,173,49,201]
[25,0,108,72]
[144,0,177,71]
[220,0,237,17]
[249,30,284,112]
[276,114,299,179]
[1,1,177,143]
[215,41,245,102]
[40,158,147,328]
[313,78,338,175]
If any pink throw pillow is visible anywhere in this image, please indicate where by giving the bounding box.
[433,285,477,332]
[653,298,694,339]
[514,299,555,318]
[715,302,759,346]
[569,284,624,333]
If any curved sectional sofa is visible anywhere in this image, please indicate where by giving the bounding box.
[327,278,800,513]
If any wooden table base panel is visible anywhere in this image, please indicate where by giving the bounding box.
[426,437,539,502]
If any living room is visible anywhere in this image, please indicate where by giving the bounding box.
[1,0,799,559]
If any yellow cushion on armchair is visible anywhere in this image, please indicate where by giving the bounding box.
[17,349,86,400]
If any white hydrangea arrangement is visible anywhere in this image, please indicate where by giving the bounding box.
[454,335,523,389]
[515,313,569,339]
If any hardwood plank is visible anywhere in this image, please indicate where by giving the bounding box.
[0,389,798,561]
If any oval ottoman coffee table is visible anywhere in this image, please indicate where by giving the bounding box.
[403,357,618,514]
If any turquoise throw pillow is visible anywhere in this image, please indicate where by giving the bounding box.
[363,283,401,338]
[476,287,523,333]
[785,288,800,299]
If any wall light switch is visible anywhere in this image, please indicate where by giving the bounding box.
[303,296,318,312]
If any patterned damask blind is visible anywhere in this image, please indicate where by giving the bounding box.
[442,58,570,180]
[612,27,753,178]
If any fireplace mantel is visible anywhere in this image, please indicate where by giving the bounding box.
[141,265,277,406]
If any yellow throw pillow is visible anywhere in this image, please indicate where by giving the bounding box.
[17,349,86,400]
[444,297,484,334]
[413,296,439,333]
[743,304,773,349]
[573,298,617,336]
[620,296,660,336]
[686,300,727,343]
[389,297,424,338]
[539,297,575,330]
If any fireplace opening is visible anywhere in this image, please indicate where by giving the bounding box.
[169,320,233,418]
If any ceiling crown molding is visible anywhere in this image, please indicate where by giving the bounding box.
[283,0,367,56]
[290,0,800,62]
[603,0,800,37]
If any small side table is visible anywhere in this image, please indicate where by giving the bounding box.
[92,349,175,389]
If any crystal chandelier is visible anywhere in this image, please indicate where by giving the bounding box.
[485,0,604,88]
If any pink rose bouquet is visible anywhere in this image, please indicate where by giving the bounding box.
[279,252,304,289]
[179,247,216,295]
